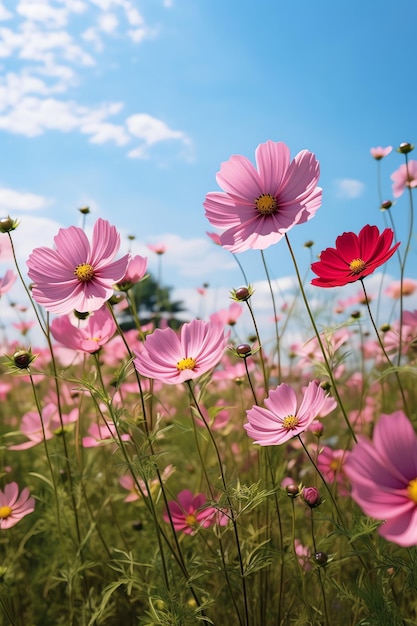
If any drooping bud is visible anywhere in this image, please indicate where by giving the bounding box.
[380,200,392,211]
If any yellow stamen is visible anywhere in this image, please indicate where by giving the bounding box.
[330,459,342,472]
[74,263,95,282]
[282,415,299,430]
[0,506,12,519]
[185,513,197,527]
[407,478,417,504]
[349,258,366,274]
[177,357,197,371]
[255,193,277,215]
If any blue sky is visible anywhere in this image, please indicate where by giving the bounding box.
[0,0,416,330]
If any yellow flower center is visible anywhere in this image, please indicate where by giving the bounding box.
[282,415,299,430]
[330,459,342,472]
[185,513,197,527]
[177,357,197,371]
[349,258,366,274]
[74,263,95,282]
[0,506,12,519]
[255,193,277,215]
[407,478,417,504]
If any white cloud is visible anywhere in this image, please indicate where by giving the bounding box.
[334,178,365,199]
[0,2,12,21]
[0,3,190,161]
[16,0,69,28]
[126,113,192,158]
[0,187,52,212]
[98,12,118,33]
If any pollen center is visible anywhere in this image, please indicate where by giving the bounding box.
[74,263,95,282]
[407,478,417,504]
[185,513,197,526]
[349,258,366,274]
[255,193,277,215]
[0,506,12,519]
[177,357,197,371]
[282,415,299,430]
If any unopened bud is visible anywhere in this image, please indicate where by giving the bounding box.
[0,216,19,233]
[236,344,252,357]
[380,200,392,211]
[397,142,414,154]
[302,487,321,508]
[315,551,328,566]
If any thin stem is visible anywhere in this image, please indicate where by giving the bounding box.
[285,234,357,442]
[186,381,250,626]
[260,250,282,383]
[360,279,408,413]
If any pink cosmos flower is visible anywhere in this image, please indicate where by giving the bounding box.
[27,218,130,314]
[119,464,175,502]
[9,403,78,450]
[317,446,349,494]
[345,411,417,547]
[244,382,336,446]
[385,278,417,299]
[204,140,322,253]
[370,146,392,160]
[0,269,16,296]
[50,306,116,353]
[163,489,227,535]
[210,302,243,326]
[311,225,400,288]
[12,321,36,336]
[117,254,148,289]
[294,539,312,571]
[133,319,229,384]
[0,482,35,529]
[147,243,166,255]
[82,422,131,448]
[206,231,222,245]
[391,160,417,197]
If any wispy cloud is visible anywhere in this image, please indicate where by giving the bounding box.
[334,178,365,199]
[0,187,52,211]
[0,1,192,159]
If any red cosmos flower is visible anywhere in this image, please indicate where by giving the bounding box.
[311,224,400,288]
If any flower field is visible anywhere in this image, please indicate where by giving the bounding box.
[0,140,416,625]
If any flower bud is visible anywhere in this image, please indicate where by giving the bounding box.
[315,551,328,566]
[5,347,38,372]
[236,343,252,357]
[308,420,323,437]
[302,487,321,508]
[231,286,253,302]
[286,483,300,498]
[73,310,90,320]
[78,206,90,214]
[0,216,19,233]
[397,142,414,154]
[380,200,392,211]
[304,240,314,248]
[351,310,361,319]
[380,323,391,333]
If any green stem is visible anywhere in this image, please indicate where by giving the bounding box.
[285,234,357,442]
